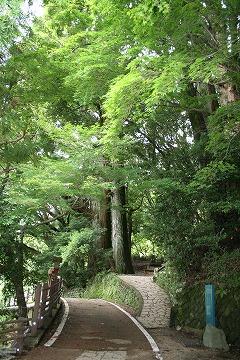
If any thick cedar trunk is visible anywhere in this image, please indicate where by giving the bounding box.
[188,109,207,142]
[99,190,112,249]
[111,185,134,274]
[93,103,134,272]
[119,186,135,274]
[111,188,125,273]
[207,84,219,113]
[218,83,240,105]
[188,83,208,142]
[87,190,112,274]
[187,83,210,167]
[96,104,112,250]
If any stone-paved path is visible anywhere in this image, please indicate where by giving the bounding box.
[119,275,171,329]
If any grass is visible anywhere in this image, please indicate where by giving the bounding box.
[82,271,142,315]
[63,287,82,298]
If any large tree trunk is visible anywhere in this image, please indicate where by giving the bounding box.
[119,186,135,274]
[188,83,208,142]
[97,104,112,250]
[111,186,134,274]
[218,83,240,105]
[187,82,210,167]
[13,278,28,318]
[207,84,219,113]
[99,189,112,249]
[111,188,125,273]
[87,190,112,273]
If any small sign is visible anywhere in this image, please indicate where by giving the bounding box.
[205,284,216,326]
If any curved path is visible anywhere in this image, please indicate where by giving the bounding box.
[23,299,161,360]
[119,275,171,329]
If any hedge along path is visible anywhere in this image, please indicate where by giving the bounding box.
[22,298,162,360]
[119,275,171,329]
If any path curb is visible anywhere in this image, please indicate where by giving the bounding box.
[44,298,69,347]
[101,300,163,360]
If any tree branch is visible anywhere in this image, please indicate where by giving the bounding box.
[0,131,35,149]
[22,244,40,255]
[35,212,68,227]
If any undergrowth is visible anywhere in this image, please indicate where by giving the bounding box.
[82,271,142,314]
[154,264,184,304]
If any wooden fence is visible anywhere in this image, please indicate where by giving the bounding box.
[0,318,28,354]
[0,277,63,355]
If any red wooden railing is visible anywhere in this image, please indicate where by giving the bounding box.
[0,277,63,355]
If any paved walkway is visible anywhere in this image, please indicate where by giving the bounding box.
[23,299,159,360]
[119,275,171,329]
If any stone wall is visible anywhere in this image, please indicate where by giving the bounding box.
[174,285,240,346]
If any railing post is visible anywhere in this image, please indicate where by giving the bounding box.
[31,283,42,336]
[58,278,63,307]
[15,318,25,355]
[39,282,48,328]
[49,277,57,316]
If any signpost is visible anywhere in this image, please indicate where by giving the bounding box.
[205,284,216,326]
[203,284,229,350]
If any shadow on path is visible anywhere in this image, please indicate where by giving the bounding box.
[23,298,159,360]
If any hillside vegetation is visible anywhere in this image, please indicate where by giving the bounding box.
[0,0,239,344]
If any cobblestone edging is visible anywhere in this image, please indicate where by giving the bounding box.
[119,275,171,329]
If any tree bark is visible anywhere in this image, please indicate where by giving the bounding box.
[207,84,219,113]
[119,186,135,274]
[99,190,112,249]
[111,186,134,274]
[218,83,240,105]
[188,83,208,142]
[111,187,125,273]
[13,279,28,318]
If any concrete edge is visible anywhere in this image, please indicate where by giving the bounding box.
[101,299,164,360]
[24,303,62,350]
[44,298,69,347]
